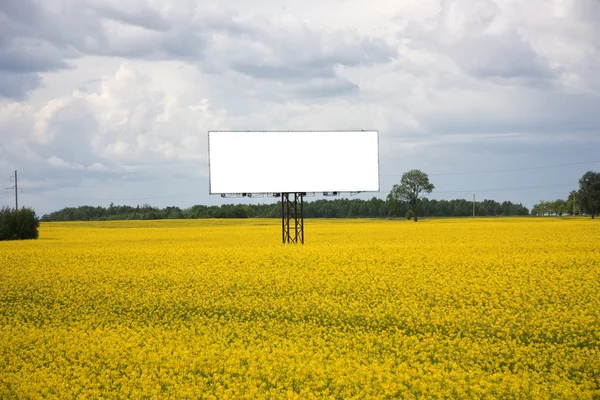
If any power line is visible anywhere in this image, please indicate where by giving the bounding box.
[14,182,577,202]
[381,160,600,177]
[26,192,201,201]
[14,160,597,192]
[39,178,202,189]
[430,182,575,195]
[6,160,590,203]
[431,160,600,176]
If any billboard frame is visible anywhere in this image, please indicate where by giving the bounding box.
[207,130,380,244]
[207,130,380,196]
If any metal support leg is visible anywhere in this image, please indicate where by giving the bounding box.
[281,192,304,244]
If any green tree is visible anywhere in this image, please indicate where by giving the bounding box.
[386,196,406,217]
[389,170,434,222]
[532,200,551,216]
[0,207,39,240]
[566,190,579,216]
[551,199,566,216]
[578,171,600,219]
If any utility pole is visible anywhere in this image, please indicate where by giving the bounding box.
[7,170,18,210]
[472,194,475,218]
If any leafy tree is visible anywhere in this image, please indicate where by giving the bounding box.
[578,171,600,219]
[164,206,183,219]
[386,196,406,217]
[389,170,434,222]
[503,201,529,216]
[566,190,579,216]
[532,200,551,216]
[0,207,39,240]
[552,199,566,216]
[453,199,471,216]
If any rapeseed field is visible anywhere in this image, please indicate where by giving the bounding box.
[1,218,599,398]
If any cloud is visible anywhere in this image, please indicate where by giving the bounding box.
[0,38,73,74]
[1,0,599,215]
[1,0,397,100]
[0,0,103,99]
[1,61,227,199]
[32,98,74,145]
[203,14,396,98]
[74,64,226,168]
[402,0,559,88]
[0,73,40,100]
[84,0,173,31]
[47,156,85,170]
[88,162,110,172]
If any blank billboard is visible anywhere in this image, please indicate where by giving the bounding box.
[208,130,379,194]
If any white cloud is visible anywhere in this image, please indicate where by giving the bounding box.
[73,64,226,166]
[401,0,559,88]
[33,97,73,145]
[88,162,110,172]
[47,156,85,170]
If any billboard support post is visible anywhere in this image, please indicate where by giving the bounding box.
[281,193,304,244]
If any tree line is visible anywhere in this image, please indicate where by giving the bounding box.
[40,197,529,222]
[531,171,600,218]
[33,169,600,222]
[389,169,599,221]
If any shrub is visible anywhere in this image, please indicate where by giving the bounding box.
[0,207,40,241]
[405,210,414,220]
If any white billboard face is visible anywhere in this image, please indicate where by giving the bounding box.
[208,131,379,194]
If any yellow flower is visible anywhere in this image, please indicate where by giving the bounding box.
[0,217,598,398]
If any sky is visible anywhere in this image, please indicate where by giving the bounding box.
[1,0,599,216]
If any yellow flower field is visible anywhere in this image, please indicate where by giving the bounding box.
[1,218,599,398]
